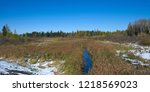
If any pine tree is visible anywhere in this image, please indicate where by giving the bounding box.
[2,24,10,37]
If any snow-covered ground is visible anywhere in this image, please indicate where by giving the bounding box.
[128,43,150,60]
[0,59,57,75]
[117,43,150,66]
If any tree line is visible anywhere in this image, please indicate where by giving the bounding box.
[126,19,150,36]
[1,24,122,40]
[1,19,150,40]
[0,24,27,42]
[22,30,122,38]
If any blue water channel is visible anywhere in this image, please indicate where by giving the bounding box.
[83,48,93,74]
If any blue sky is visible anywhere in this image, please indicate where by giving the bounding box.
[0,0,150,34]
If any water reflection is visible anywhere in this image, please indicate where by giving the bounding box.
[83,48,92,74]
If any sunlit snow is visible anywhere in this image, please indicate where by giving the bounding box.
[116,43,150,66]
[0,60,57,75]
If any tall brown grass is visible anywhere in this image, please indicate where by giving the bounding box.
[0,38,84,74]
[0,38,149,74]
[138,33,150,46]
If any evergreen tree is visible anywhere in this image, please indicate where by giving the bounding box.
[2,24,10,37]
[126,19,150,36]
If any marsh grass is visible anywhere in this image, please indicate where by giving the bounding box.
[0,38,149,74]
[85,41,134,74]
[138,33,150,46]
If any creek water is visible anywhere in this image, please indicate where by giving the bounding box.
[83,48,92,74]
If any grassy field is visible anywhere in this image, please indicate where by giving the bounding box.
[0,37,150,75]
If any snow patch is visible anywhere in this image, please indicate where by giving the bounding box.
[0,60,57,75]
[116,43,150,66]
[140,53,150,60]
[0,61,32,75]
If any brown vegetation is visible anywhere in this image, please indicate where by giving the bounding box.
[138,33,150,46]
[0,38,149,75]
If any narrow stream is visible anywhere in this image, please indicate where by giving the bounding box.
[83,48,93,74]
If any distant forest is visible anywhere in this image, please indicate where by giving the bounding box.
[0,19,150,40]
